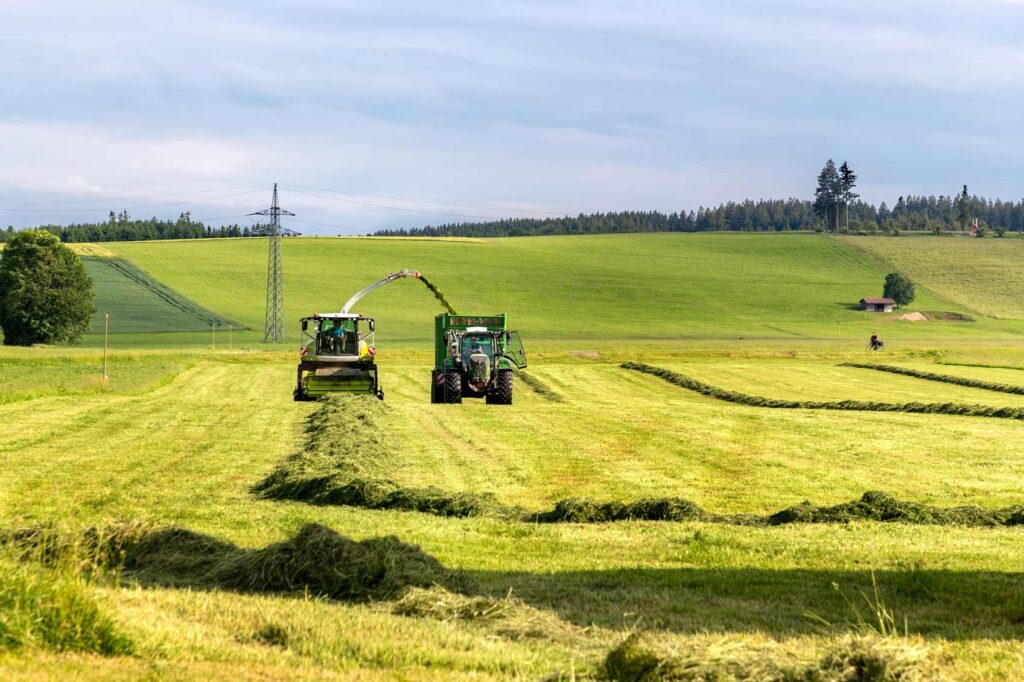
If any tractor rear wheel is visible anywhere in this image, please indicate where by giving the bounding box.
[487,369,513,405]
[444,371,462,403]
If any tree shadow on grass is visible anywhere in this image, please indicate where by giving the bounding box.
[464,566,1024,641]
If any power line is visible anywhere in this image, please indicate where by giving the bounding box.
[283,186,514,221]
[280,182,563,217]
[1,183,271,208]
[286,217,367,234]
[0,187,269,214]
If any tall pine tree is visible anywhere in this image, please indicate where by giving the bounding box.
[839,161,858,231]
[813,159,842,231]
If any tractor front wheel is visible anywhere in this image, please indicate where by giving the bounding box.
[487,369,513,405]
[444,371,462,404]
[430,371,444,403]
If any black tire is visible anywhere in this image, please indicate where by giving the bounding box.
[444,371,462,404]
[488,369,513,405]
[430,371,444,403]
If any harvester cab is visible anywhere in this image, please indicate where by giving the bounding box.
[431,313,527,404]
[294,313,381,401]
[293,269,422,402]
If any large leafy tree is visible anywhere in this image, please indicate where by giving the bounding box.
[883,272,915,309]
[0,230,94,346]
[813,159,843,230]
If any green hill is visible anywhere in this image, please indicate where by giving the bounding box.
[104,233,1024,343]
[82,256,238,334]
[840,235,1024,320]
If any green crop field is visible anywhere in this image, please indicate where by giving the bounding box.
[2,233,1024,679]
[102,233,1024,344]
[80,257,239,334]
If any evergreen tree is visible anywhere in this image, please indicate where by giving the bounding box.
[956,185,972,230]
[813,159,842,231]
[839,161,858,231]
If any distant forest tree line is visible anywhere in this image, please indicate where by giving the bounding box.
[372,193,1024,238]
[0,211,260,244]
[3,164,1024,242]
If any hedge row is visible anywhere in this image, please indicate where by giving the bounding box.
[843,362,1024,395]
[621,362,1024,420]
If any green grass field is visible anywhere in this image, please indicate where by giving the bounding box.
[81,257,237,334]
[2,233,1024,678]
[102,233,1024,344]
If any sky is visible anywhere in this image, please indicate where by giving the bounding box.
[1,0,1023,234]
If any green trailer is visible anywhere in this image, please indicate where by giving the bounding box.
[430,313,527,404]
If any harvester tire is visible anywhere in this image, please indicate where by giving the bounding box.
[488,369,513,405]
[444,371,462,404]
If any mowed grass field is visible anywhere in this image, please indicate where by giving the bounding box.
[2,346,1024,678]
[3,233,1024,678]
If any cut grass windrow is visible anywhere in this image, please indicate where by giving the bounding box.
[843,362,1024,395]
[516,372,565,402]
[605,632,936,682]
[4,523,455,602]
[621,362,1024,420]
[257,396,1024,527]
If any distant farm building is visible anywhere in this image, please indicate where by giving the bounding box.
[861,297,895,312]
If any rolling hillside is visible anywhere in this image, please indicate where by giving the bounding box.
[82,256,238,334]
[104,233,1023,344]
[840,234,1024,320]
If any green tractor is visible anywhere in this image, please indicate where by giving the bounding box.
[431,313,527,404]
[294,313,382,401]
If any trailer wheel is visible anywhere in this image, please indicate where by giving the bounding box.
[488,369,513,405]
[444,371,462,404]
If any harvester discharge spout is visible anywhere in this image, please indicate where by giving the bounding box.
[340,269,421,314]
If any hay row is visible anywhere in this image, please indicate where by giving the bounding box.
[4,523,454,602]
[256,400,1024,526]
[516,372,565,402]
[532,490,1024,526]
[391,586,580,644]
[621,362,1024,420]
[605,632,937,682]
[843,362,1024,395]
[254,395,509,517]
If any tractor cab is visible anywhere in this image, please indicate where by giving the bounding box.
[300,313,376,361]
[294,313,382,400]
